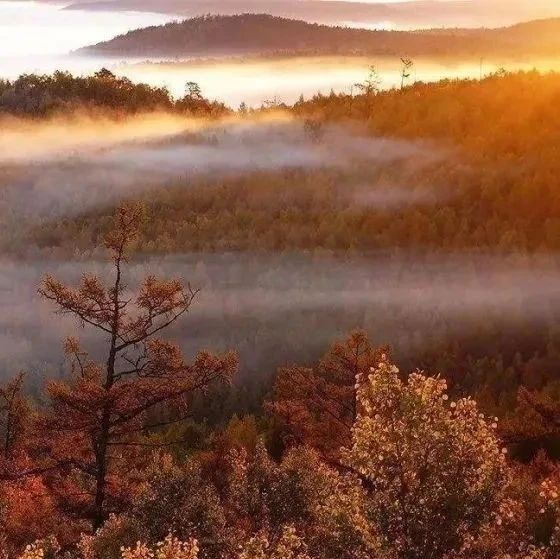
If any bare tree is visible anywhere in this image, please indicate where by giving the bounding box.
[354,64,381,96]
[400,57,414,89]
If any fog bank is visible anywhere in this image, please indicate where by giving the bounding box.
[0,114,441,221]
[2,252,560,383]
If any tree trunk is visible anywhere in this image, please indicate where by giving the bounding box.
[93,255,121,530]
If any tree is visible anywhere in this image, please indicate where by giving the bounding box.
[303,119,324,144]
[237,525,310,559]
[132,454,232,559]
[354,64,381,96]
[226,443,379,559]
[268,331,388,460]
[38,204,237,530]
[185,81,202,100]
[342,355,507,559]
[502,387,560,458]
[0,373,29,460]
[121,535,199,559]
[400,57,414,89]
[94,68,117,80]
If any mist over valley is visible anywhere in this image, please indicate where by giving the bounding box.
[2,4,560,556]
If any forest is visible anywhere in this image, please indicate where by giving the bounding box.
[1,66,560,559]
[78,14,560,59]
[11,70,558,254]
[0,70,228,118]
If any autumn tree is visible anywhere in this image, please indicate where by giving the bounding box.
[343,355,507,559]
[131,453,232,559]
[451,458,560,559]
[120,535,200,559]
[237,525,310,559]
[37,204,237,530]
[225,442,379,559]
[0,374,60,554]
[502,388,560,458]
[268,331,388,460]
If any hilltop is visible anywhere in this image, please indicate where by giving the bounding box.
[77,14,560,58]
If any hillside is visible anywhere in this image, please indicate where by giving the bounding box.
[13,70,560,254]
[77,13,560,58]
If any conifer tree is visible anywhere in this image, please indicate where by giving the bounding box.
[38,204,237,529]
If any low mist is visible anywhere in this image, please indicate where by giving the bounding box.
[2,252,560,384]
[115,55,560,107]
[1,98,554,394]
[0,113,441,221]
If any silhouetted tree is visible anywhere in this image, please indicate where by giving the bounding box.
[185,81,203,99]
[354,64,381,96]
[400,57,414,89]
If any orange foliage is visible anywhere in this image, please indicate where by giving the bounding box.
[31,204,237,530]
[268,330,388,460]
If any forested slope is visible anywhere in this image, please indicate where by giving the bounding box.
[2,70,559,432]
[20,70,558,255]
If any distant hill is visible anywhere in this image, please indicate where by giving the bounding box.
[64,0,560,29]
[77,14,560,59]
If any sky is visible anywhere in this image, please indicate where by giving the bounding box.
[0,1,172,57]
